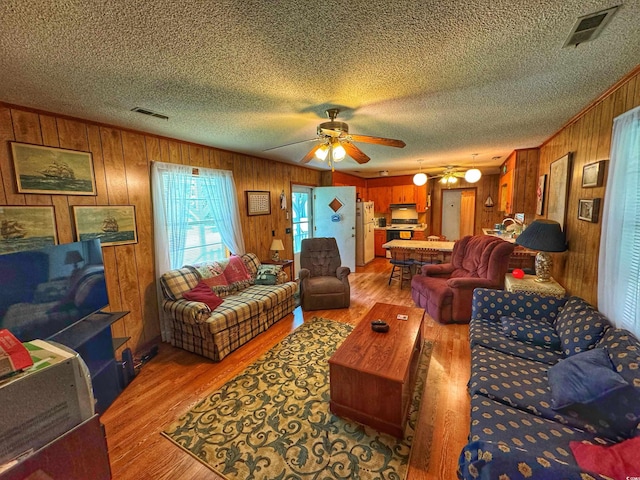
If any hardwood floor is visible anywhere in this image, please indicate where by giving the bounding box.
[100,258,471,480]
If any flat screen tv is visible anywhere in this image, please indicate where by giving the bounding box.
[0,239,109,342]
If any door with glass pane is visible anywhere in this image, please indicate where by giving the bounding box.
[292,186,313,279]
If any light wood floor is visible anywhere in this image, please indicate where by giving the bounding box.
[101,258,471,480]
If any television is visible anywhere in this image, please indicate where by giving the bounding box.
[0,239,109,342]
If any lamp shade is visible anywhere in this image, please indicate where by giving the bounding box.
[270,239,284,251]
[413,172,427,186]
[516,220,567,252]
[464,168,482,183]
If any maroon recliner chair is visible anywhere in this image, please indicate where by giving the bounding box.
[411,235,514,324]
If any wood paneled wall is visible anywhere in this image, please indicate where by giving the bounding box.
[0,104,321,354]
[538,67,640,305]
[430,174,503,237]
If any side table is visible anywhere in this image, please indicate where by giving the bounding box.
[262,258,294,280]
[504,273,566,297]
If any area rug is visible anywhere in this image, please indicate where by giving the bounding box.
[162,318,433,480]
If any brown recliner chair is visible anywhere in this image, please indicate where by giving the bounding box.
[299,237,350,311]
[411,235,514,324]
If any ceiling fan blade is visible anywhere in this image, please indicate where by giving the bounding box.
[263,138,318,151]
[300,144,323,164]
[342,141,370,164]
[348,134,406,148]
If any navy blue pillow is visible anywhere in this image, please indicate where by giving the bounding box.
[500,316,561,350]
[548,347,629,410]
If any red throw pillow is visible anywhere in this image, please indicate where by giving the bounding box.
[223,255,251,284]
[181,282,223,310]
[570,437,640,479]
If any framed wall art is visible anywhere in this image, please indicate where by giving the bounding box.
[73,205,138,246]
[547,153,571,230]
[246,190,271,216]
[577,198,601,223]
[536,174,546,215]
[11,142,97,196]
[0,206,58,255]
[582,160,606,188]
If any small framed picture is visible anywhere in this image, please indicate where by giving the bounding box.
[577,198,601,223]
[73,205,138,246]
[0,206,58,255]
[246,190,271,216]
[11,142,97,195]
[582,160,606,188]
[536,174,546,215]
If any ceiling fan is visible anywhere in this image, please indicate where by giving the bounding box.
[432,166,468,185]
[265,108,406,169]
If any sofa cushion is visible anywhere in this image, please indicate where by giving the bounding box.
[241,253,261,279]
[470,344,632,441]
[204,296,264,334]
[554,297,611,356]
[182,281,224,310]
[570,436,640,480]
[466,394,614,466]
[160,267,200,300]
[304,276,348,295]
[469,317,562,364]
[237,283,297,311]
[547,348,629,410]
[500,315,561,350]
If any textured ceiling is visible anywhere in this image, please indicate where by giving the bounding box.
[1,1,639,178]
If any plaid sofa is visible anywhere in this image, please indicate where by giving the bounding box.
[160,253,297,361]
[458,288,640,480]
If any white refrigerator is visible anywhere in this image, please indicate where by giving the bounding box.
[356,201,375,266]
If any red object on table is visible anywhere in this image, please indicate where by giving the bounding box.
[512,268,525,279]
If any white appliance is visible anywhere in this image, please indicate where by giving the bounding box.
[356,201,375,266]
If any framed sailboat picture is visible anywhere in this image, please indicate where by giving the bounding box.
[11,142,97,195]
[0,206,58,255]
[72,205,137,247]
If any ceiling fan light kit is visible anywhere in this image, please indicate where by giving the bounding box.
[275,108,405,171]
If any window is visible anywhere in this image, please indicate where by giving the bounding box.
[598,105,640,338]
[152,162,245,341]
[177,177,227,265]
[292,187,312,253]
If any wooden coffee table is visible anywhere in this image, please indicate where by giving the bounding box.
[328,302,425,437]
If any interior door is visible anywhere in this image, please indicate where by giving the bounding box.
[313,186,356,272]
[460,190,476,237]
[442,190,461,241]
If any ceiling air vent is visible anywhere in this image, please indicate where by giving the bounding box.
[563,6,619,47]
[131,107,169,120]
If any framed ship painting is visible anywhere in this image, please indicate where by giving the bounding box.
[0,206,58,255]
[11,142,97,195]
[72,205,137,247]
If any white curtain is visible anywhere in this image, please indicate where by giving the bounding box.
[598,105,640,338]
[152,162,192,341]
[200,168,246,255]
[151,161,245,341]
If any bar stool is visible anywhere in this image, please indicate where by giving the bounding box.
[388,247,414,288]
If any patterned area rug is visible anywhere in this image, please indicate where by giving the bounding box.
[162,318,433,480]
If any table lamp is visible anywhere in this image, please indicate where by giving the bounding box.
[270,239,284,261]
[515,219,567,282]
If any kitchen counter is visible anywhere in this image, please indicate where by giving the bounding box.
[482,228,517,243]
[375,225,427,232]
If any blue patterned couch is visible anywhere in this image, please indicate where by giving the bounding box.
[458,288,640,480]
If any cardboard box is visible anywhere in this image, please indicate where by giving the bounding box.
[0,330,33,378]
[0,340,94,466]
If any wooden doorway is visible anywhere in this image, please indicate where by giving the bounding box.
[441,188,476,241]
